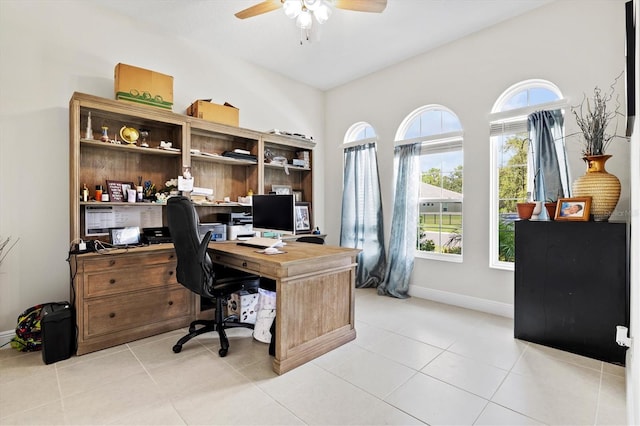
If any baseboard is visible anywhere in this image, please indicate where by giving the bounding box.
[0,329,14,348]
[409,286,514,318]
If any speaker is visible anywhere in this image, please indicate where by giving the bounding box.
[41,302,74,364]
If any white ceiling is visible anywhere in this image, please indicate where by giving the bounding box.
[94,0,554,91]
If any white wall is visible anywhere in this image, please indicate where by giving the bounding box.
[0,0,324,332]
[324,0,630,314]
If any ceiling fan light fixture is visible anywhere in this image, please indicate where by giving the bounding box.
[296,9,313,29]
[313,1,331,24]
[283,0,302,19]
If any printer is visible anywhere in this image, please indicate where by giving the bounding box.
[217,212,254,240]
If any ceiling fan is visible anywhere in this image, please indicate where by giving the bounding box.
[234,0,387,20]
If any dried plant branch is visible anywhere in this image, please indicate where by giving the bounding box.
[570,72,626,156]
[0,236,19,266]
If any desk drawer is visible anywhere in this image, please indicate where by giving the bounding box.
[81,251,176,272]
[211,253,260,273]
[84,286,190,338]
[84,262,178,298]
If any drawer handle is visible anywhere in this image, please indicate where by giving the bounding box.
[109,312,116,318]
[168,301,174,306]
[109,260,116,266]
[242,261,247,267]
[109,279,116,284]
[168,254,174,260]
[168,271,174,276]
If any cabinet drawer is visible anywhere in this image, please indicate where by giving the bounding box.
[81,251,177,272]
[84,262,177,298]
[84,286,191,338]
[211,253,260,273]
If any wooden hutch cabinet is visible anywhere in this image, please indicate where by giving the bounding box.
[69,92,316,354]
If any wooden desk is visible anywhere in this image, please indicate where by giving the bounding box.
[209,241,360,374]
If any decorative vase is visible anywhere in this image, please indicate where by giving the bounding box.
[572,155,620,222]
[530,201,543,220]
[516,202,536,220]
[544,202,557,221]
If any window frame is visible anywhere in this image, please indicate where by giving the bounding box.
[489,81,566,270]
[396,106,464,262]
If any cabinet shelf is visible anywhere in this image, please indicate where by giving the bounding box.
[80,139,181,156]
[191,152,257,166]
[264,162,311,172]
[80,201,165,207]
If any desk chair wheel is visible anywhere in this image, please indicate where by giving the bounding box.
[172,344,182,353]
[219,348,228,357]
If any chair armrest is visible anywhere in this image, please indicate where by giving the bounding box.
[198,231,212,262]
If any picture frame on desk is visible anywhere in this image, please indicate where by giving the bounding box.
[106,180,134,203]
[295,202,312,233]
[555,197,591,221]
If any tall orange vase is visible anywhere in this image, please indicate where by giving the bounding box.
[572,155,620,221]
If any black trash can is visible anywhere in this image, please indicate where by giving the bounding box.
[41,302,74,364]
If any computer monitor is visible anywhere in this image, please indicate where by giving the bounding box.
[251,194,295,237]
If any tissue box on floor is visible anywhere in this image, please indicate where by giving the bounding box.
[227,290,259,324]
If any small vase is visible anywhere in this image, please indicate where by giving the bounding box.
[530,201,543,220]
[516,202,536,220]
[572,155,620,222]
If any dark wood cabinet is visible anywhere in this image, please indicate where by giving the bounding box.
[514,220,629,365]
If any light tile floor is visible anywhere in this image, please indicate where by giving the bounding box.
[0,288,627,425]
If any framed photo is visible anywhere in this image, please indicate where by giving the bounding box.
[295,202,312,233]
[555,197,591,221]
[271,184,292,195]
[106,180,135,203]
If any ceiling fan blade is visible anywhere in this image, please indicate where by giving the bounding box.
[333,0,387,13]
[235,0,282,19]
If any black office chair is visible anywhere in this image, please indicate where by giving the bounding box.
[296,236,325,244]
[167,196,259,357]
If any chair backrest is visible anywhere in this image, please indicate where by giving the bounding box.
[296,236,325,245]
[167,196,214,297]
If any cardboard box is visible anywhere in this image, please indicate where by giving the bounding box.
[114,63,173,110]
[187,100,239,126]
[227,290,259,324]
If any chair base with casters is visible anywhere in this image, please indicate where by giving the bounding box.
[172,276,259,357]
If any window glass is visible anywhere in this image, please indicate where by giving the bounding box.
[345,122,376,143]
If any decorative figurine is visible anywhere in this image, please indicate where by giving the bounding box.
[139,129,149,147]
[85,112,93,139]
[100,126,109,142]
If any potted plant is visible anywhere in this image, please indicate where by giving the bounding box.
[570,74,625,221]
[517,192,536,220]
[544,198,557,221]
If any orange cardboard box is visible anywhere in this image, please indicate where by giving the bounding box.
[187,100,239,127]
[114,63,173,110]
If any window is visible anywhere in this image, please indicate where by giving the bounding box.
[396,106,463,261]
[489,80,564,270]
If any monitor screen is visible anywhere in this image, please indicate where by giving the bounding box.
[252,194,295,236]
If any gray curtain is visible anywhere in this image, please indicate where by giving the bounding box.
[527,109,570,203]
[378,143,420,299]
[340,143,387,288]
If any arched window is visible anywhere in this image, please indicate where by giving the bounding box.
[489,79,565,270]
[396,105,463,261]
[344,122,377,145]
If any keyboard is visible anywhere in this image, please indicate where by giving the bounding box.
[237,237,283,249]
